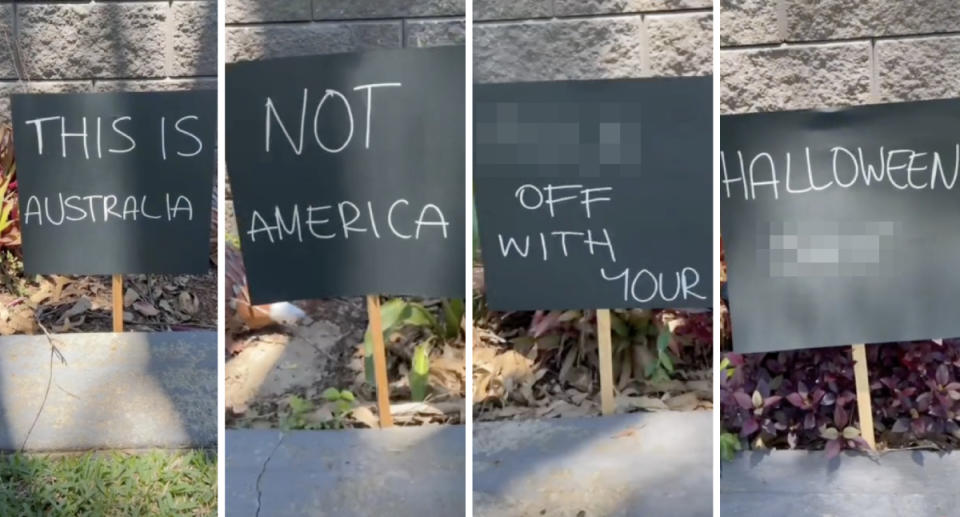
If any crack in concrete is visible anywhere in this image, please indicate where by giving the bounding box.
[255,432,285,517]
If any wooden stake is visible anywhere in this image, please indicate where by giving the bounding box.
[852,344,875,450]
[112,274,123,333]
[366,295,393,428]
[596,309,615,416]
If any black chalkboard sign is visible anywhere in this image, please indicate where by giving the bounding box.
[226,46,465,304]
[13,91,216,275]
[474,77,712,310]
[721,98,960,353]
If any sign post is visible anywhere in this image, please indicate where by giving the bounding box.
[720,98,960,450]
[112,275,124,333]
[596,309,615,415]
[226,47,465,428]
[366,295,394,428]
[851,344,875,449]
[474,77,713,416]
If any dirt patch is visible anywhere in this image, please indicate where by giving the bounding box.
[226,298,364,426]
[226,297,465,429]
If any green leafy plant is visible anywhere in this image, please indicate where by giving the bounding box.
[281,395,315,430]
[409,343,431,402]
[282,389,356,430]
[320,388,356,429]
[719,356,735,380]
[363,297,464,400]
[645,327,676,382]
[0,127,20,252]
[720,432,742,461]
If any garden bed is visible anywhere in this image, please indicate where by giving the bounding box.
[226,296,465,429]
[0,271,217,335]
[225,198,465,430]
[720,337,960,458]
[473,286,712,422]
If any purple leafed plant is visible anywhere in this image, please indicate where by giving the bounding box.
[721,339,960,458]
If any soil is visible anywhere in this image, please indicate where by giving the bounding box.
[225,297,466,429]
[225,297,366,428]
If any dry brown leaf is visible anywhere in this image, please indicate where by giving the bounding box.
[563,366,593,392]
[349,406,380,428]
[123,288,140,307]
[179,291,198,315]
[495,350,535,384]
[28,281,52,306]
[52,276,71,302]
[616,395,668,412]
[665,392,700,411]
[61,299,91,320]
[474,371,494,401]
[538,399,594,418]
[133,301,159,317]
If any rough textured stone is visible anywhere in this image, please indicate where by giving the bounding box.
[18,3,167,80]
[405,19,466,47]
[648,13,712,77]
[0,80,92,126]
[0,6,17,80]
[878,35,960,103]
[474,0,551,21]
[786,1,960,41]
[475,17,645,83]
[554,0,712,17]
[314,0,464,20]
[225,0,311,24]
[719,42,872,114]
[227,22,402,63]
[170,1,217,77]
[95,78,218,93]
[719,0,780,46]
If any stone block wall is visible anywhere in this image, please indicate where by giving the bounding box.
[0,1,216,125]
[474,0,713,83]
[720,0,960,114]
[225,0,466,63]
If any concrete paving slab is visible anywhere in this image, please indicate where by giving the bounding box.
[226,426,465,517]
[721,449,960,516]
[0,331,216,451]
[474,411,712,517]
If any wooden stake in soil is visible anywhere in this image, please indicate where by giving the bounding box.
[366,295,394,428]
[852,343,876,450]
[596,309,615,416]
[112,274,123,333]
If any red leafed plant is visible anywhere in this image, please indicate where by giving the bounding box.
[0,127,20,252]
[521,307,711,384]
[721,339,960,459]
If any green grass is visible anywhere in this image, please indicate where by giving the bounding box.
[0,449,216,516]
